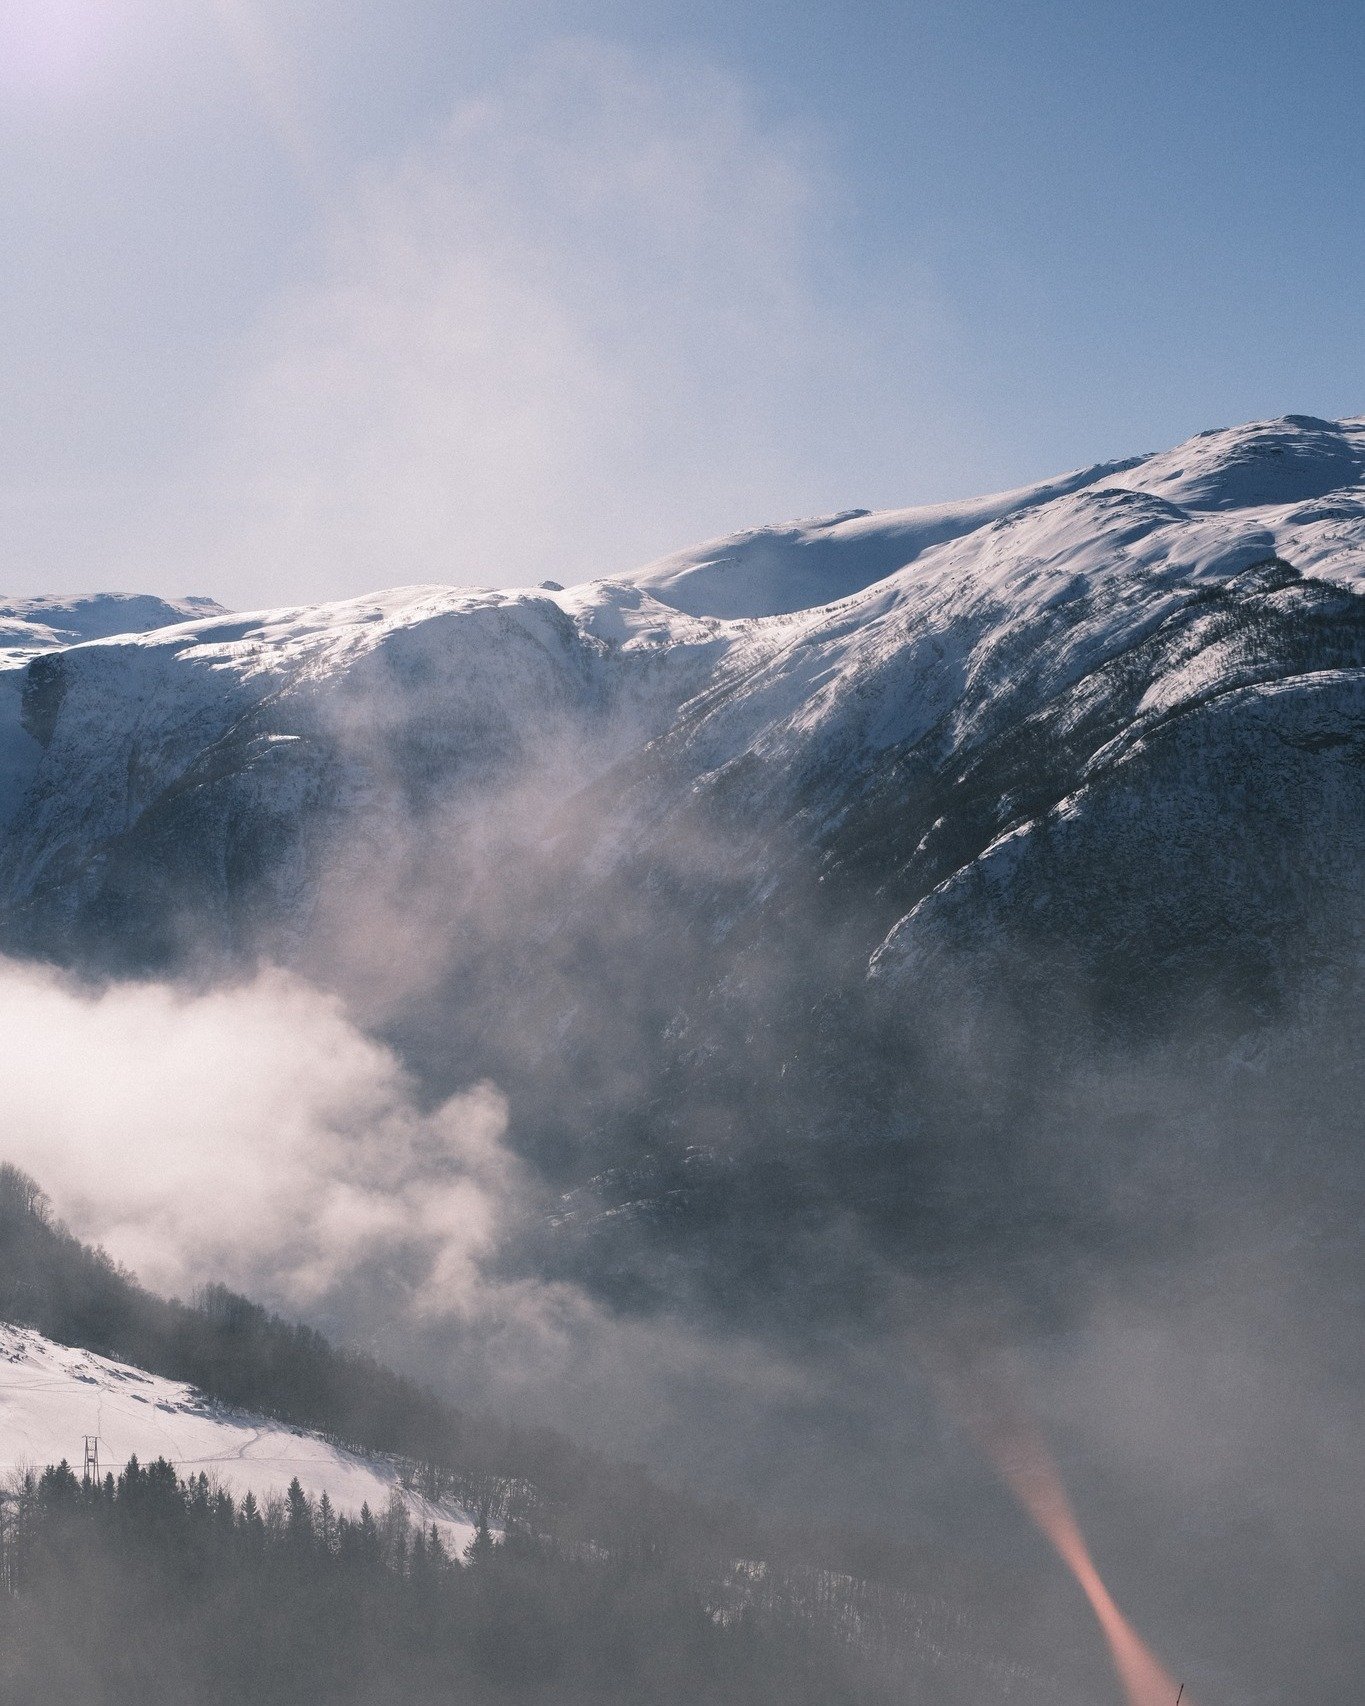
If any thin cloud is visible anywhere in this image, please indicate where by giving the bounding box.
[187,39,953,606]
[0,957,513,1313]
[208,0,335,209]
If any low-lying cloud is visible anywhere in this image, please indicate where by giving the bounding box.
[0,956,513,1313]
[2,857,1362,1706]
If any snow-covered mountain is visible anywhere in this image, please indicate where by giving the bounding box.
[0,1322,478,1551]
[0,592,226,663]
[3,415,1361,1001]
[0,593,226,833]
[1,416,1363,1296]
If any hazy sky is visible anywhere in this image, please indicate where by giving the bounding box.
[3,0,1362,607]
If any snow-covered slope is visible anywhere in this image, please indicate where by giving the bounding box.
[624,458,1144,619]
[0,592,227,832]
[0,580,726,954]
[2,411,1364,1314]
[0,1323,477,1550]
[631,415,1365,1004]
[0,592,226,664]
[2,414,1363,1005]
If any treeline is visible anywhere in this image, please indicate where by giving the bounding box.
[0,1161,503,1465]
[0,1163,728,1563]
[0,1454,876,1706]
[0,1165,1086,1702]
[0,1165,949,1585]
[0,1164,1038,1698]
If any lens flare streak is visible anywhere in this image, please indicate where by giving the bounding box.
[922,1341,1192,1706]
[986,1421,1187,1706]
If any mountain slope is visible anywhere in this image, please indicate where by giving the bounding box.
[0,1322,479,1551]
[0,1167,1108,1706]
[624,457,1144,618]
[0,593,226,662]
[1,415,1363,1305]
[0,592,228,833]
[4,414,1362,993]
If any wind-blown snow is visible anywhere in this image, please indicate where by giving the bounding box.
[0,1323,478,1552]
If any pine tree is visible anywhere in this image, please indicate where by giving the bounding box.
[238,1489,264,1552]
[356,1501,381,1568]
[285,1478,313,1552]
[317,1491,337,1555]
[464,1514,495,1567]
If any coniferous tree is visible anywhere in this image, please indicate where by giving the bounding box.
[286,1478,313,1553]
[0,1452,886,1706]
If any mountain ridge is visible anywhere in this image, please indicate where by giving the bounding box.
[2,413,1363,1310]
[4,413,1362,976]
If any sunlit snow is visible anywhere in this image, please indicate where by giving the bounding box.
[0,1324,478,1553]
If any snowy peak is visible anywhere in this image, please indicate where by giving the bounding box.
[1,412,1362,1011]
[0,592,227,661]
[620,414,1365,621]
[1112,414,1365,513]
[618,458,1146,619]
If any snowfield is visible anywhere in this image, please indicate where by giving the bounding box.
[0,1323,478,1552]
[0,593,226,670]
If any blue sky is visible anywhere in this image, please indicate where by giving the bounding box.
[3,0,1362,605]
